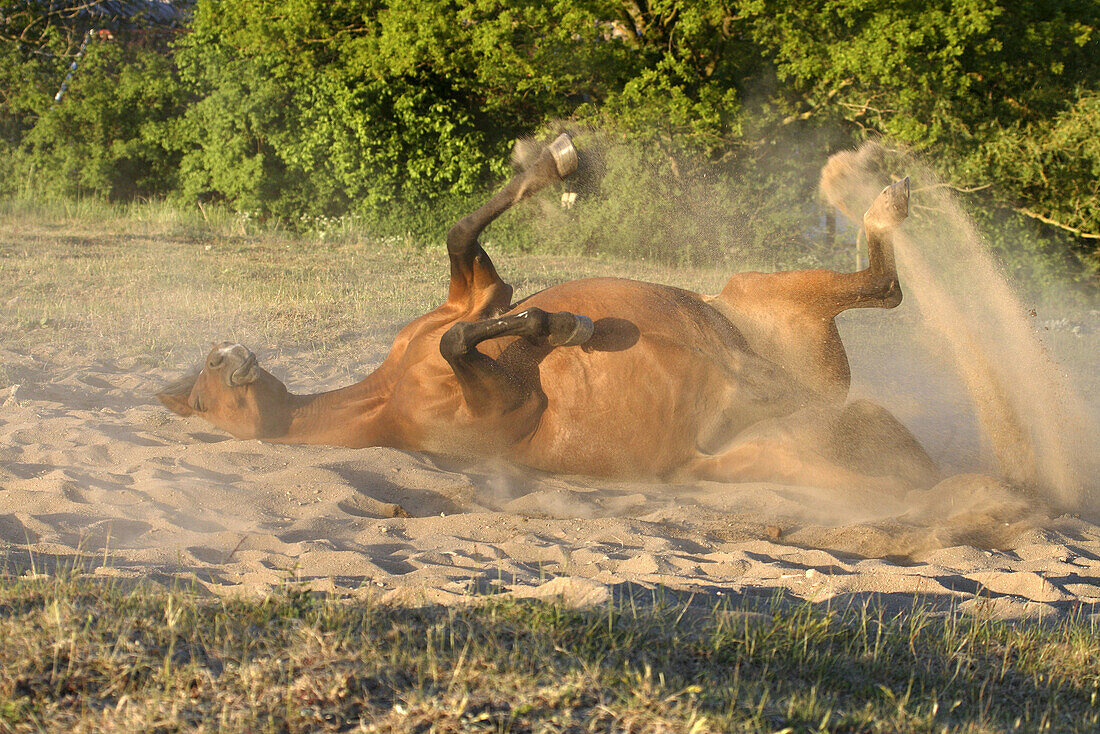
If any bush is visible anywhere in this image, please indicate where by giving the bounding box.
[12,39,187,200]
[0,0,1096,279]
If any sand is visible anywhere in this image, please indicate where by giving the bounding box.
[3,341,1099,621]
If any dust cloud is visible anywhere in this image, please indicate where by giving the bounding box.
[821,142,1100,511]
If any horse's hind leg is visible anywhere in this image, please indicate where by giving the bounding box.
[439,307,593,416]
[444,134,578,315]
[711,178,911,401]
[832,175,909,311]
[688,401,939,493]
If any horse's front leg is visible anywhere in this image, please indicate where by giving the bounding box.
[439,308,593,416]
[444,133,578,316]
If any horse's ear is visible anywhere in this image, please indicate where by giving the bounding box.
[156,372,198,416]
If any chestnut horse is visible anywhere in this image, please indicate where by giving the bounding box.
[158,134,938,493]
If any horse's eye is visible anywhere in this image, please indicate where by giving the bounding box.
[208,354,224,368]
[192,396,205,412]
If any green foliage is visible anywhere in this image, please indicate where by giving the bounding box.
[0,0,188,200]
[0,3,79,188]
[14,40,186,199]
[171,0,633,231]
[740,0,1100,257]
[599,1,757,155]
[0,0,1097,275]
[983,91,1100,250]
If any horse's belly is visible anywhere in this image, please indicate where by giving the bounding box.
[489,279,811,478]
[506,341,731,477]
[396,277,812,477]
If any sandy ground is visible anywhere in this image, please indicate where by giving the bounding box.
[3,341,1100,621]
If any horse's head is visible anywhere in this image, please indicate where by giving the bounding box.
[156,342,291,439]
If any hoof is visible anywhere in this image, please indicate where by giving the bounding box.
[548,313,594,347]
[864,176,910,230]
[548,133,578,178]
[887,176,910,216]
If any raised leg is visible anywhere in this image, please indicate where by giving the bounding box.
[444,134,578,315]
[439,307,593,416]
[835,175,908,312]
[710,177,911,401]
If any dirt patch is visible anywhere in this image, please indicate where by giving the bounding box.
[0,343,1096,619]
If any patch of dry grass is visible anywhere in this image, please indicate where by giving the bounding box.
[1,571,1099,733]
[0,198,731,376]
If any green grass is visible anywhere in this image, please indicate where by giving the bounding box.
[1,571,1098,733]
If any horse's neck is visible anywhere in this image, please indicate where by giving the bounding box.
[280,368,395,445]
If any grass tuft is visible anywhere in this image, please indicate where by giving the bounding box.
[0,574,1098,732]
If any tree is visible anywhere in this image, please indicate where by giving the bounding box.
[173,0,634,223]
[0,1,189,199]
[739,0,1100,245]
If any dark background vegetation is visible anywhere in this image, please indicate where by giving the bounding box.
[2,0,1098,285]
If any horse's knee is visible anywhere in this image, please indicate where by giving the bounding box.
[512,308,550,341]
[878,277,903,308]
[439,322,471,363]
[446,217,477,257]
[834,400,940,487]
[858,274,903,308]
